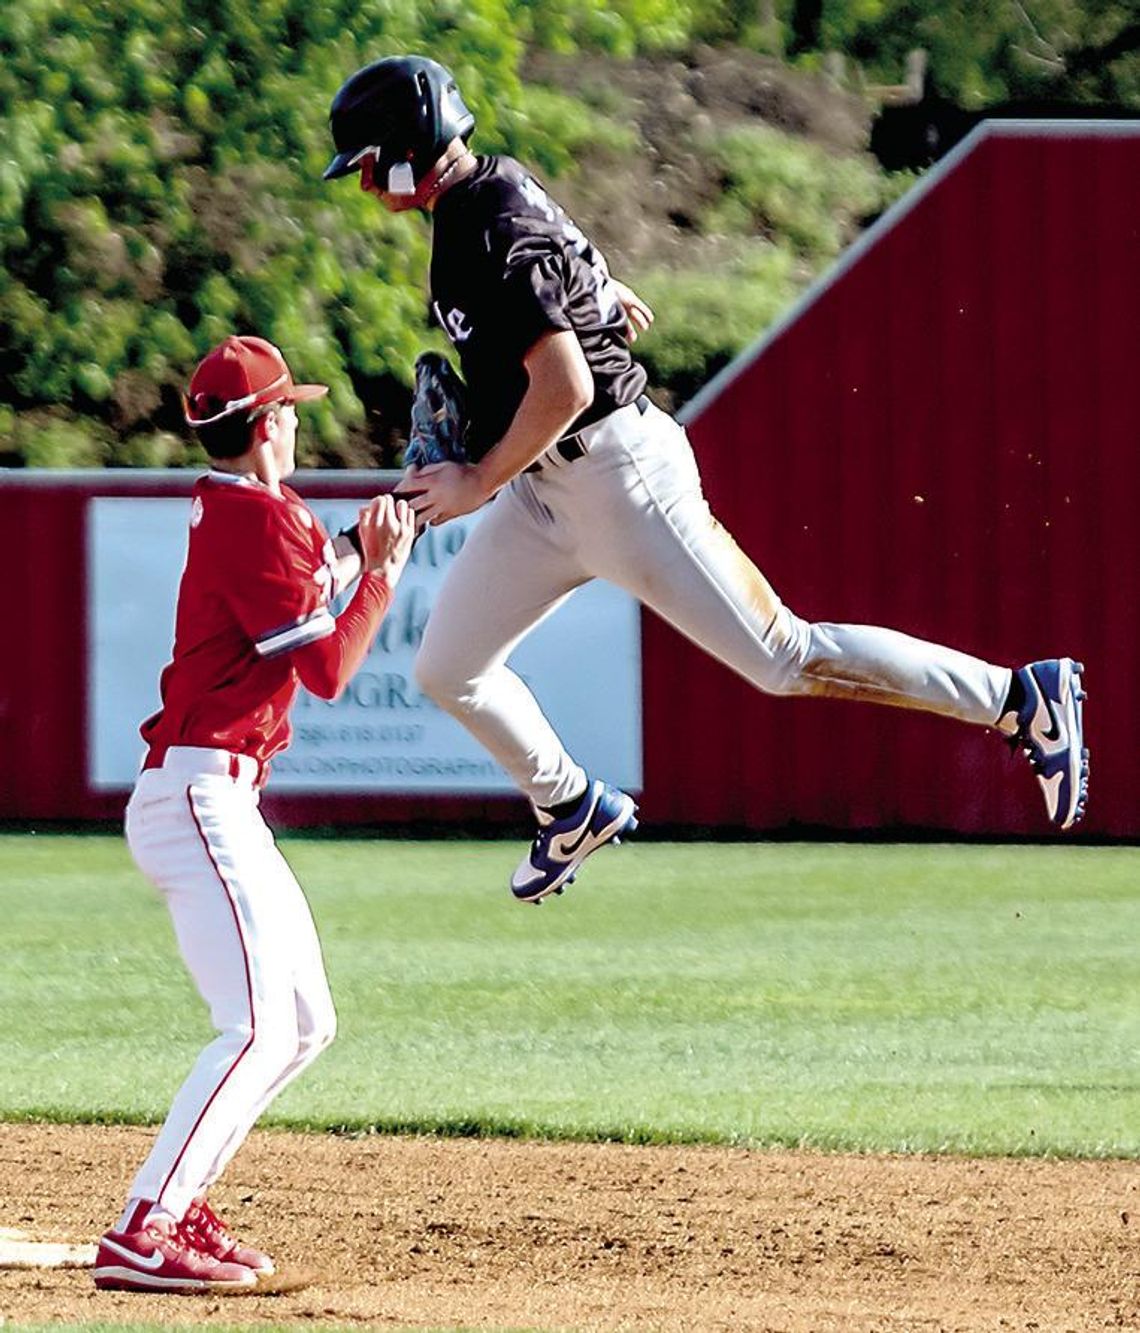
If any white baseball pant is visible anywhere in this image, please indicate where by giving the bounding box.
[123,747,336,1221]
[415,399,1011,809]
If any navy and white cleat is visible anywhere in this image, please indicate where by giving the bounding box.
[511,779,638,903]
[1008,657,1089,830]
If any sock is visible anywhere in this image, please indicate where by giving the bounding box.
[117,1198,153,1233]
[1001,670,1027,720]
[993,669,1027,736]
[542,785,588,822]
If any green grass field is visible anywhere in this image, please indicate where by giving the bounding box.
[1,833,1138,1157]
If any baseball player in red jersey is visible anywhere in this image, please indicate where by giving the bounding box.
[92,336,415,1294]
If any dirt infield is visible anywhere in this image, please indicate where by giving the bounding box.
[1,1123,1137,1330]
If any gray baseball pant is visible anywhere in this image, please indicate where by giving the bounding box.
[414,400,1011,809]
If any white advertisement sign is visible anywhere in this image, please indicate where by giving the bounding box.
[87,495,642,794]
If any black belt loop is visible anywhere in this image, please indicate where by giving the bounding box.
[556,434,587,463]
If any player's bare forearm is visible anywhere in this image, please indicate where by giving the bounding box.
[401,330,592,526]
[478,329,593,491]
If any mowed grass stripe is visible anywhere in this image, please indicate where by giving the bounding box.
[1,835,1136,1156]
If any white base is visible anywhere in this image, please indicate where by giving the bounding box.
[0,1228,97,1269]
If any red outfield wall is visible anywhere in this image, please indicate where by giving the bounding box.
[665,121,1138,837]
[0,123,1135,835]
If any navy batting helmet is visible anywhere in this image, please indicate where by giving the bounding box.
[323,55,475,191]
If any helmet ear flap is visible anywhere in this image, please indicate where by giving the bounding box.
[386,161,416,195]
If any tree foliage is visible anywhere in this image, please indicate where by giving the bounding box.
[2,1,1136,467]
[817,0,1140,106]
[513,0,1140,106]
[0,0,534,466]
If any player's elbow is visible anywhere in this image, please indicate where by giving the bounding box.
[311,670,348,702]
[295,657,344,702]
[568,372,593,418]
[564,352,594,416]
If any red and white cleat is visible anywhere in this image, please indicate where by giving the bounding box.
[183,1196,275,1276]
[92,1219,257,1293]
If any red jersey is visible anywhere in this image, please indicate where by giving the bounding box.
[141,472,342,770]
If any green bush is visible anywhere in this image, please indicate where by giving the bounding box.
[506,0,696,56]
[0,0,526,466]
[11,413,109,468]
[631,244,802,405]
[503,83,638,177]
[699,124,887,261]
[625,130,916,402]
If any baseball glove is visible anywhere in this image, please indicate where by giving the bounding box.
[404,351,469,468]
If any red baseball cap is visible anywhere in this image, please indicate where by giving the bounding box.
[184,335,328,427]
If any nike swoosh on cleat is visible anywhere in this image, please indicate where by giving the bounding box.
[98,1237,166,1271]
[1027,670,1070,758]
[553,793,602,858]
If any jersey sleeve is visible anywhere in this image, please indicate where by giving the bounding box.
[292,572,393,700]
[493,226,574,361]
[224,503,335,658]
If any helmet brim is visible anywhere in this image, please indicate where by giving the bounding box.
[322,149,362,180]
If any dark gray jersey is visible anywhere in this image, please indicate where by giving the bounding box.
[429,156,647,458]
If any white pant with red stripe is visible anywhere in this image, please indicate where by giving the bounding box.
[123,747,336,1221]
[415,399,1012,809]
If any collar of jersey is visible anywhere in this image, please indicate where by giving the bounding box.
[205,469,283,497]
[434,153,492,215]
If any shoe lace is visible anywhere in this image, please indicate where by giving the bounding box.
[185,1200,235,1252]
[145,1219,206,1260]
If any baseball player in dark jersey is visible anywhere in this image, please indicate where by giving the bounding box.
[324,56,1088,902]
[93,336,416,1293]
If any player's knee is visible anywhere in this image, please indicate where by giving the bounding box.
[242,1020,303,1079]
[286,984,337,1069]
[414,648,463,709]
[764,614,841,697]
[744,605,816,697]
[212,1017,255,1052]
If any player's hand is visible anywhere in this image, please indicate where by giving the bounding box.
[611,279,654,342]
[393,465,428,533]
[358,494,416,584]
[397,460,489,527]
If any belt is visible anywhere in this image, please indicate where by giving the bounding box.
[526,394,649,473]
[144,745,262,785]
